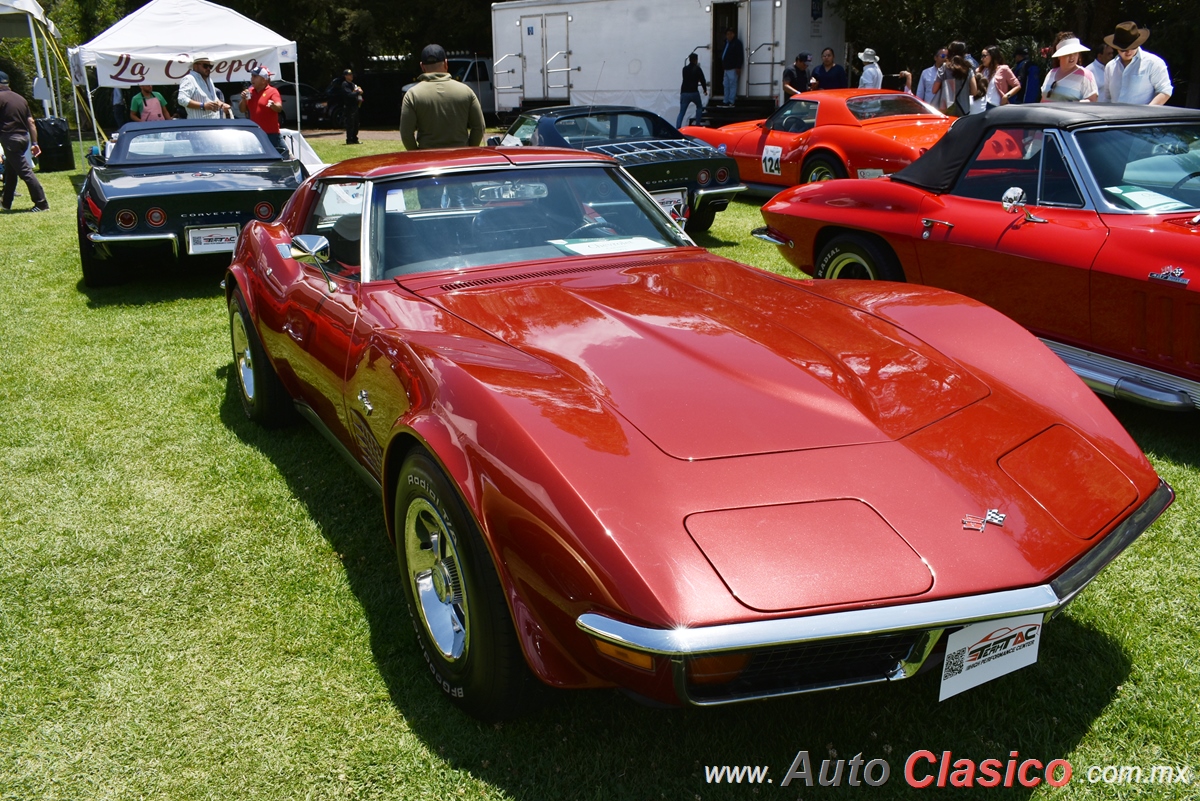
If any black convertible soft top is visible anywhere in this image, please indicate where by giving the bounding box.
[891,103,1200,193]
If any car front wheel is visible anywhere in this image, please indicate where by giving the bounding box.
[802,154,847,184]
[396,451,537,720]
[815,234,904,281]
[684,204,717,233]
[229,287,295,426]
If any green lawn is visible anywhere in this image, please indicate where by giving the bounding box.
[1,140,1197,800]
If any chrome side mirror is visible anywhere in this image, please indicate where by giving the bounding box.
[1001,186,1047,224]
[1001,186,1027,212]
[290,234,337,292]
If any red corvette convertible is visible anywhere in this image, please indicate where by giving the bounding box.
[226,147,1170,719]
[758,104,1200,411]
[681,89,951,190]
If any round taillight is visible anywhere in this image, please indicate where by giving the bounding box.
[146,207,166,227]
[697,169,711,186]
[115,210,137,229]
[254,201,275,220]
[715,168,730,184]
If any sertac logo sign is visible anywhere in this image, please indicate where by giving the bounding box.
[967,624,1039,664]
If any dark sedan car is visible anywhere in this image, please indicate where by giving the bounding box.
[78,119,306,287]
[491,105,745,232]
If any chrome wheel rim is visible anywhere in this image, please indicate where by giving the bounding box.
[230,309,256,403]
[825,251,877,280]
[806,163,838,182]
[405,498,469,662]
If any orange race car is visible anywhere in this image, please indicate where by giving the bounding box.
[682,89,952,191]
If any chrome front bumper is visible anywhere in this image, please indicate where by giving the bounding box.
[577,480,1173,705]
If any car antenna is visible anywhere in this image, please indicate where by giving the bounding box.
[588,60,605,115]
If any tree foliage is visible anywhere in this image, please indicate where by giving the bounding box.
[831,0,1192,104]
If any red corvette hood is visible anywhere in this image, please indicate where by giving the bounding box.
[411,253,989,459]
[859,118,952,149]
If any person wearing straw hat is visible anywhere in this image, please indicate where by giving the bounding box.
[178,54,230,119]
[1101,21,1172,105]
[1041,33,1098,102]
[857,48,883,89]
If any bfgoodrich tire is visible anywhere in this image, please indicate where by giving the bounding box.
[801,153,848,184]
[815,233,905,281]
[228,287,295,426]
[396,451,538,721]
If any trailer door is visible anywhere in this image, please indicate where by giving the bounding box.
[521,15,547,100]
[745,0,782,102]
[543,12,571,101]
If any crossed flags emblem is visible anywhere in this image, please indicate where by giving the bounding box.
[962,509,1006,532]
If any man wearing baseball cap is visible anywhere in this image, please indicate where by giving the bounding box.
[781,53,811,100]
[1101,21,1172,105]
[240,66,287,155]
[399,44,485,151]
[0,71,49,212]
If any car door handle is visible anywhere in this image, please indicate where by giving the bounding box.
[921,218,954,239]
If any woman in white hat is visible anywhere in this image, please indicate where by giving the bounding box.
[1041,32,1098,102]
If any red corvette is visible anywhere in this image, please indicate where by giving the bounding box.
[681,89,950,190]
[226,147,1170,719]
[758,104,1200,411]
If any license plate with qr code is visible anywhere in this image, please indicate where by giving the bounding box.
[187,226,239,255]
[938,613,1043,700]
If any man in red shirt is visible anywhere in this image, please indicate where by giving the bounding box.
[238,66,286,155]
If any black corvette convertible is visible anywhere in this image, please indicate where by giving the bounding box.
[491,105,746,232]
[77,119,306,287]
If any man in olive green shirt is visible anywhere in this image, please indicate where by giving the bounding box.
[399,44,485,150]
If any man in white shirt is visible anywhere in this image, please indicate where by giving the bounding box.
[178,54,231,118]
[917,49,946,105]
[858,48,883,89]
[1102,21,1172,105]
[1087,43,1114,101]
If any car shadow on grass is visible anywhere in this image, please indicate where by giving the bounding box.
[1106,397,1200,470]
[79,259,227,308]
[216,367,1134,800]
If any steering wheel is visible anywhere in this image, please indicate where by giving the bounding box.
[781,116,804,133]
[566,220,615,238]
[1171,171,1200,190]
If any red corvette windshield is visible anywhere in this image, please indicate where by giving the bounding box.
[369,165,689,278]
[1075,124,1200,212]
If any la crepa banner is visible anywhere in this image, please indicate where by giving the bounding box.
[77,50,284,87]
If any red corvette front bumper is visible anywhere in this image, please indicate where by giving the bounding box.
[577,480,1173,706]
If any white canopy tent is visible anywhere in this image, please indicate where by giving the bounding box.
[67,0,299,141]
[0,0,66,117]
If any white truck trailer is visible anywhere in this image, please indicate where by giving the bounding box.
[491,0,846,123]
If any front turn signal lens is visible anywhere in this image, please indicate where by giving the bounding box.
[594,639,655,671]
[686,653,750,685]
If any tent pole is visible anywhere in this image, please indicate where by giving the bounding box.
[26,13,50,116]
[293,62,301,135]
[41,27,60,117]
[84,70,103,146]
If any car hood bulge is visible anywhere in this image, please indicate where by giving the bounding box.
[411,253,989,459]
